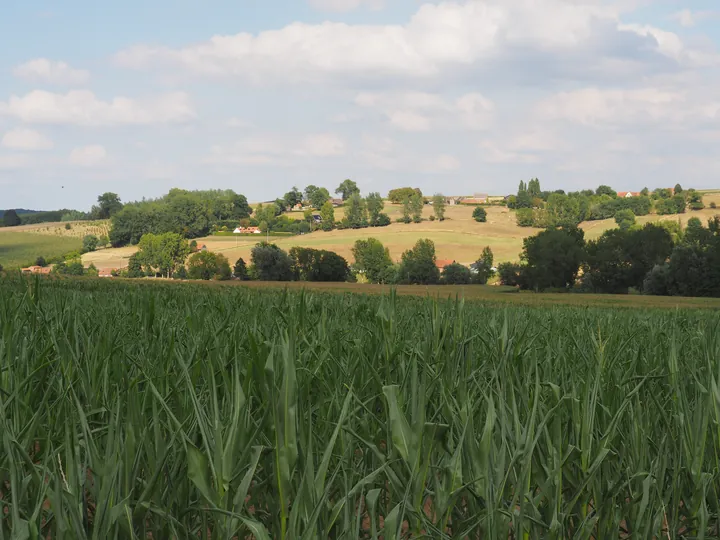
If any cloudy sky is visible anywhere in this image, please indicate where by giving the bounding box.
[1,0,719,210]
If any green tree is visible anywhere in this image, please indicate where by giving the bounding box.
[441,263,471,284]
[398,238,440,284]
[82,234,99,253]
[674,183,683,195]
[233,257,249,280]
[351,238,393,283]
[35,256,47,267]
[410,193,424,223]
[127,254,145,278]
[432,194,446,221]
[320,201,335,231]
[546,193,582,227]
[400,197,412,223]
[289,247,349,282]
[136,232,191,278]
[3,209,21,227]
[305,186,331,209]
[94,192,123,219]
[187,251,231,280]
[527,178,541,198]
[388,187,422,204]
[641,187,650,196]
[516,208,535,227]
[365,192,385,226]
[284,186,303,208]
[250,242,293,281]
[521,227,585,291]
[473,207,487,222]
[595,185,617,198]
[687,189,705,211]
[472,246,494,284]
[335,179,360,201]
[614,209,636,231]
[344,193,367,228]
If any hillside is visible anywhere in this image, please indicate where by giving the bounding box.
[3,194,719,271]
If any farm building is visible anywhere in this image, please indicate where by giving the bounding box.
[21,266,52,275]
[461,193,489,205]
[617,191,641,198]
[233,227,261,234]
[435,259,456,270]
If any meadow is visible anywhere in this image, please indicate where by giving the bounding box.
[0,231,81,269]
[1,274,719,538]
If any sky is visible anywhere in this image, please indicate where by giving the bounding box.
[1,0,719,210]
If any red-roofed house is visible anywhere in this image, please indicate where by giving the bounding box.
[617,191,641,198]
[435,259,455,270]
[21,266,52,275]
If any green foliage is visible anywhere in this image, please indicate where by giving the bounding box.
[398,238,440,284]
[250,242,294,281]
[432,194,446,221]
[335,178,360,200]
[387,187,422,204]
[82,234,99,253]
[61,209,89,222]
[64,223,72,230]
[687,189,705,210]
[582,224,674,294]
[127,254,145,278]
[595,185,617,198]
[233,257,249,280]
[305,185,331,209]
[409,193,423,223]
[173,265,188,280]
[656,195,687,215]
[320,201,335,231]
[366,192,385,226]
[472,246,494,284]
[136,232,191,278]
[545,193,582,227]
[441,262,471,284]
[344,193,368,228]
[92,192,123,219]
[516,208,535,227]
[3,277,720,537]
[53,258,85,276]
[187,250,231,280]
[283,186,303,208]
[400,196,412,223]
[2,209,21,227]
[521,227,585,291]
[352,238,393,284]
[289,247,350,282]
[109,189,252,247]
[473,206,487,222]
[497,261,523,286]
[35,256,47,267]
[614,208,636,230]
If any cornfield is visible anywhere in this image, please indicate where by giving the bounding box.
[1,275,720,539]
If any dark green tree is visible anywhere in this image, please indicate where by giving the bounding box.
[352,238,393,283]
[614,209,636,231]
[472,246,494,284]
[95,192,123,219]
[82,234,99,253]
[233,257,249,280]
[442,263,471,284]
[3,209,21,227]
[345,193,367,228]
[473,207,487,222]
[250,242,293,281]
[187,251,231,280]
[398,238,440,284]
[336,179,360,201]
[432,194,446,221]
[366,192,385,226]
[521,227,585,291]
[284,186,303,208]
[595,185,617,198]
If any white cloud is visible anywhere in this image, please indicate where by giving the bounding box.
[354,91,493,132]
[308,0,384,12]
[671,9,720,28]
[14,58,90,85]
[69,145,107,166]
[117,0,685,84]
[535,87,720,127]
[206,133,346,166]
[1,128,53,150]
[0,90,195,126]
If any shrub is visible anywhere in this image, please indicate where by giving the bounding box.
[250,242,293,281]
[516,208,535,227]
[82,235,99,253]
[429,215,436,222]
[374,213,391,227]
[711,202,717,209]
[35,256,47,267]
[473,207,487,222]
[187,251,231,281]
[65,223,72,230]
[497,262,524,286]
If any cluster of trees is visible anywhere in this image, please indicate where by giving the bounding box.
[1,193,125,228]
[508,180,703,229]
[109,189,253,247]
[351,237,494,285]
[497,216,720,297]
[388,187,422,204]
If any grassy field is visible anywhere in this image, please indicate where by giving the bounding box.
[1,274,719,537]
[0,231,82,268]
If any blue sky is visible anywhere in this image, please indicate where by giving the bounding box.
[1,0,719,210]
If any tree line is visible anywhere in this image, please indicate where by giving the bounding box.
[509,180,706,229]
[497,216,720,297]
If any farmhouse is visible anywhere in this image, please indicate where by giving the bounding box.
[435,259,455,270]
[233,227,262,234]
[21,265,52,275]
[330,198,344,207]
[617,191,641,198]
[461,193,489,205]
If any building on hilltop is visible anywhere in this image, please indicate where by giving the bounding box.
[617,191,641,198]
